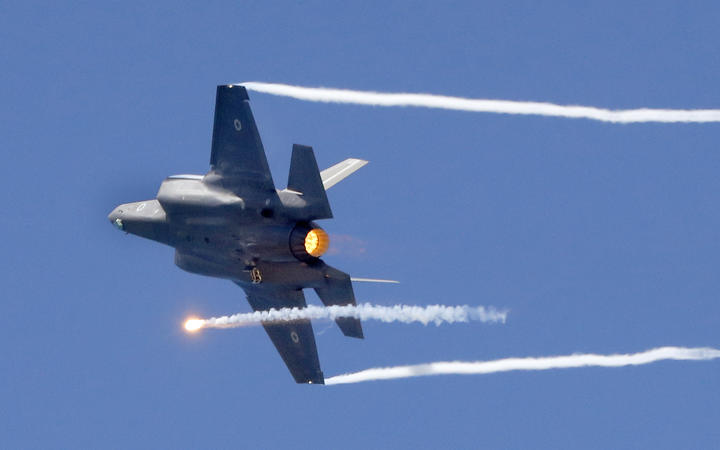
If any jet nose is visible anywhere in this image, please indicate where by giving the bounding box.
[108,207,124,230]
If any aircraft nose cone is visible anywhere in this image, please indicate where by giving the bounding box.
[108,208,124,230]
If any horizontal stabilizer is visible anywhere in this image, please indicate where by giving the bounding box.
[321,158,368,190]
[351,277,399,284]
[315,265,364,339]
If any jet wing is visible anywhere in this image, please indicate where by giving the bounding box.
[241,285,324,384]
[208,85,276,195]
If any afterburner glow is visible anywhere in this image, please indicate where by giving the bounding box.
[304,228,329,257]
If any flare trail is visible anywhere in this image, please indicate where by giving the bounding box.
[241,82,720,124]
[325,346,720,384]
[187,303,507,331]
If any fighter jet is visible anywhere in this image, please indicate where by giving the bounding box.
[108,85,370,384]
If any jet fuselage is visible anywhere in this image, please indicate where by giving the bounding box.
[108,174,327,288]
[109,84,366,384]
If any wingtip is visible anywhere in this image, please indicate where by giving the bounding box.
[217,84,250,100]
[304,372,325,385]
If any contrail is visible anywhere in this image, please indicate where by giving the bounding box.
[241,82,720,124]
[325,346,720,385]
[185,303,508,331]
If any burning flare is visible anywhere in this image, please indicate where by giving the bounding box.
[184,318,205,332]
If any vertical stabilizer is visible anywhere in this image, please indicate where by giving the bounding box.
[285,144,333,220]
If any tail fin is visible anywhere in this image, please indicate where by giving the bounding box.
[315,265,364,339]
[284,144,333,220]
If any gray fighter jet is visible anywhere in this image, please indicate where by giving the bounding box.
[109,85,370,384]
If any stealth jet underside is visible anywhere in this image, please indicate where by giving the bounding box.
[109,85,368,384]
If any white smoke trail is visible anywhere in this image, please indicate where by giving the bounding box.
[325,346,720,385]
[186,304,507,331]
[241,82,720,124]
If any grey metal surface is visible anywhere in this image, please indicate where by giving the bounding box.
[315,266,364,339]
[109,85,368,384]
[242,285,324,384]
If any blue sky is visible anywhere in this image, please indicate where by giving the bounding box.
[1,1,719,448]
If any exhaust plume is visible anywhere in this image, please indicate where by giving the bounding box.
[325,346,720,385]
[185,303,507,331]
[241,82,720,124]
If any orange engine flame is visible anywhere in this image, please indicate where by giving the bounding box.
[304,228,329,257]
